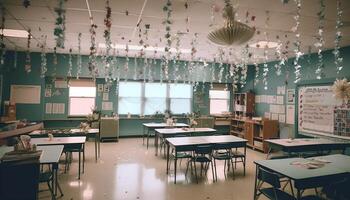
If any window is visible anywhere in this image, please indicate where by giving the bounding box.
[68,80,96,116]
[209,90,230,115]
[169,84,192,114]
[118,82,142,115]
[118,82,192,115]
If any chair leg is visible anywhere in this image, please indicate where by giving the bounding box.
[210,161,215,182]
[194,161,198,184]
[230,158,235,180]
[57,181,64,197]
[213,159,218,182]
[46,182,56,200]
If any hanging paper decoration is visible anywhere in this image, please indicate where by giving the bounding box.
[315,0,325,79]
[54,0,66,48]
[112,48,119,81]
[254,63,260,86]
[76,33,82,79]
[53,47,58,65]
[185,1,190,32]
[25,29,31,73]
[0,6,5,66]
[262,11,270,90]
[333,0,343,74]
[67,48,73,77]
[292,0,303,83]
[89,24,98,80]
[104,0,113,82]
[163,0,173,82]
[240,45,249,88]
[124,43,129,81]
[274,35,283,76]
[40,35,47,78]
[133,56,138,80]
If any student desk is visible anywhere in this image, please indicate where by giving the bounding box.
[154,128,216,156]
[31,136,86,179]
[265,138,350,158]
[166,135,248,184]
[254,154,350,199]
[30,128,100,162]
[0,145,64,196]
[142,123,189,148]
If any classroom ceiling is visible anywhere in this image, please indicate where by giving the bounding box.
[1,0,350,64]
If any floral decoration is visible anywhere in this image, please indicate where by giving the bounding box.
[25,29,31,73]
[333,0,343,74]
[89,24,98,80]
[40,35,47,78]
[332,79,350,104]
[315,0,325,79]
[262,11,270,90]
[76,33,82,79]
[54,0,66,48]
[67,48,73,77]
[104,0,113,83]
[292,0,303,83]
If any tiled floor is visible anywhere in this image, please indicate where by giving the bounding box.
[38,138,268,200]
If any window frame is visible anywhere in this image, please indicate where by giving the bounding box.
[209,89,231,115]
[118,81,192,115]
[68,81,96,117]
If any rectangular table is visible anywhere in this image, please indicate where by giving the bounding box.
[166,135,248,183]
[265,138,350,158]
[0,145,64,196]
[254,154,350,199]
[31,136,86,179]
[30,128,100,162]
[142,123,189,148]
[154,128,216,156]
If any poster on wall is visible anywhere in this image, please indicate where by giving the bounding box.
[287,89,295,104]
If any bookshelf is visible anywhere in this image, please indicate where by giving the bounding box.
[233,92,255,117]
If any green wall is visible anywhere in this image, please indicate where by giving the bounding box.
[242,45,350,139]
[0,51,232,136]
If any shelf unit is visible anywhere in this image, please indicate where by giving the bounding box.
[233,92,255,118]
[230,118,279,153]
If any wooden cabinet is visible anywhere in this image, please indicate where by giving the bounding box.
[230,118,279,153]
[233,92,255,117]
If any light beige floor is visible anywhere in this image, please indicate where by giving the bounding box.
[38,138,270,200]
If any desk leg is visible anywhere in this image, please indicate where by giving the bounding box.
[244,146,247,176]
[83,144,85,173]
[78,150,81,179]
[143,126,146,145]
[266,147,272,159]
[98,133,101,158]
[253,165,258,200]
[155,133,159,156]
[146,129,150,149]
[95,135,98,162]
[297,189,301,199]
[174,151,177,184]
[166,143,170,174]
[54,164,58,196]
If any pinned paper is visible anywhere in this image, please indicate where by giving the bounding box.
[103,93,109,101]
[264,112,271,119]
[279,114,286,123]
[271,113,279,120]
[102,102,113,110]
[45,103,52,114]
[277,96,284,105]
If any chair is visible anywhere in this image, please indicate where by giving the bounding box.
[231,148,246,175]
[186,144,215,183]
[255,166,325,200]
[212,143,235,181]
[39,170,63,199]
[168,134,192,171]
[0,160,40,200]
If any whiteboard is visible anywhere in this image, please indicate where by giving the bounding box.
[298,85,342,138]
[10,85,41,104]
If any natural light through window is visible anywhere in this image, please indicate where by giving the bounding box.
[209,90,230,115]
[69,85,96,116]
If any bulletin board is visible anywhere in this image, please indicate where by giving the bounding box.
[10,85,41,104]
[296,82,346,139]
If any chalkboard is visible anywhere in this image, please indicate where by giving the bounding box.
[297,84,344,138]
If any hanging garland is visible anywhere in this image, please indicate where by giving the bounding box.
[25,29,31,73]
[133,55,138,80]
[292,0,303,83]
[262,11,270,90]
[67,48,73,77]
[104,0,113,82]
[185,0,190,32]
[89,24,98,80]
[124,43,129,81]
[334,0,343,74]
[76,33,82,79]
[52,47,57,81]
[163,0,172,51]
[254,63,260,86]
[54,0,66,48]
[274,35,283,76]
[240,45,249,88]
[40,35,47,78]
[112,48,119,82]
[315,0,325,79]
[0,6,5,66]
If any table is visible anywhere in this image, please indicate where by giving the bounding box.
[254,154,350,199]
[30,128,100,162]
[166,135,248,184]
[31,136,86,179]
[154,128,216,156]
[0,145,64,196]
[142,123,189,148]
[265,138,350,158]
